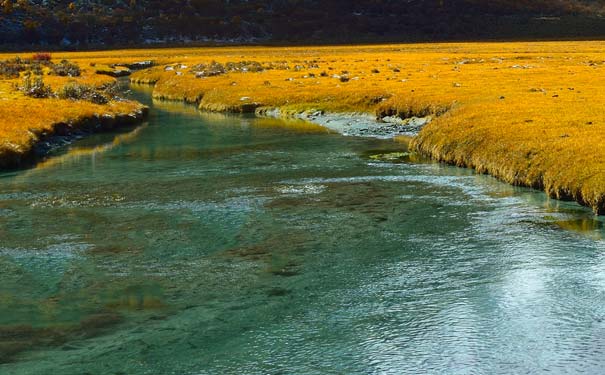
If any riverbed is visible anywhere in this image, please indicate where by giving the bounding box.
[1,88,605,374]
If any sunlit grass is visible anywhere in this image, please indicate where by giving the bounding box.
[110,41,605,213]
[4,42,605,212]
[0,58,144,167]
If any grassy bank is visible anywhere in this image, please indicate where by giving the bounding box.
[116,42,605,214]
[0,55,147,169]
[4,42,605,212]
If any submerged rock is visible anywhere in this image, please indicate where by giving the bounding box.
[367,152,414,163]
[267,287,291,297]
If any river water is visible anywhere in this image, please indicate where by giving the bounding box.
[2,88,605,374]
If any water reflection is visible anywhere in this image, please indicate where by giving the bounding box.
[19,123,148,177]
[556,218,605,240]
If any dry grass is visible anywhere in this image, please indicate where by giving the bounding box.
[112,42,605,214]
[4,42,605,212]
[0,56,144,167]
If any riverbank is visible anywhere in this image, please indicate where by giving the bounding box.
[0,105,148,170]
[4,42,605,212]
[0,95,148,170]
[124,42,605,213]
[0,56,148,170]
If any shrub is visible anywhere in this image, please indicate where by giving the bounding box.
[192,61,226,77]
[17,74,53,98]
[192,60,268,77]
[226,60,264,73]
[32,52,51,62]
[50,59,81,77]
[0,57,28,78]
[30,63,43,75]
[57,81,108,104]
[98,80,122,99]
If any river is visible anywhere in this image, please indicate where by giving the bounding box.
[1,87,605,374]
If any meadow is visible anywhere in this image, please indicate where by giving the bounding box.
[2,42,605,212]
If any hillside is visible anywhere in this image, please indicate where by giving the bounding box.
[3,0,605,47]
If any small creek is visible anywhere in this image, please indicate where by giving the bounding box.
[1,86,605,374]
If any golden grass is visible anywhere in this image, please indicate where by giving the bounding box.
[3,42,605,212]
[0,59,144,168]
[112,42,605,214]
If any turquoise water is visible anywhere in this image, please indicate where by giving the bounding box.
[2,89,605,374]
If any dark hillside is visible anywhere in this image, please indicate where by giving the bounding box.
[2,0,605,47]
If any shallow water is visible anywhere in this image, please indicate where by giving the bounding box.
[2,89,605,374]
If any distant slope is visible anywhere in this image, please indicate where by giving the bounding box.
[2,0,605,46]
